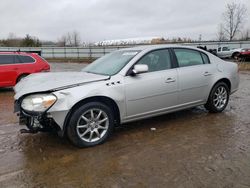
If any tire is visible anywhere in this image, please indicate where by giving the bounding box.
[67,102,114,148]
[232,52,240,60]
[16,74,28,83]
[205,82,229,113]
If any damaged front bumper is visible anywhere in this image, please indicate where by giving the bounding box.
[14,100,61,134]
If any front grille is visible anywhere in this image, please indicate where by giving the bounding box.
[14,100,20,113]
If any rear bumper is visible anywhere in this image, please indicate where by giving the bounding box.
[230,75,239,94]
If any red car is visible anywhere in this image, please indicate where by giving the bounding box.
[0,51,50,87]
[239,48,250,61]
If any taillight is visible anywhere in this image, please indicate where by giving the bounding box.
[41,65,50,72]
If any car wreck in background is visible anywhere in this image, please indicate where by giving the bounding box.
[215,46,243,59]
[238,48,250,61]
[0,51,50,87]
[198,45,245,60]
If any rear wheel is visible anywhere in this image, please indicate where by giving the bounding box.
[67,102,114,147]
[205,82,229,113]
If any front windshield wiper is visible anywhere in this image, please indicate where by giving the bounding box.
[83,71,110,76]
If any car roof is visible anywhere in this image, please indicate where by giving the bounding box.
[118,44,203,52]
[0,51,35,55]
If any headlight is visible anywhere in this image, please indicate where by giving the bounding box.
[21,94,57,112]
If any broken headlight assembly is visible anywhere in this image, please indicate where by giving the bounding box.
[21,93,57,113]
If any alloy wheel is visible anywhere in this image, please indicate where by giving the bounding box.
[76,108,109,142]
[213,86,228,109]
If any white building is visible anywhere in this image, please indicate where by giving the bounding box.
[95,37,163,46]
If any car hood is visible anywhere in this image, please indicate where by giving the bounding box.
[14,72,109,99]
[232,48,243,52]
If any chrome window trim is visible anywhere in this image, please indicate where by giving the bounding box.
[172,47,211,68]
[125,48,175,76]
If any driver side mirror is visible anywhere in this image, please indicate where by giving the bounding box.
[131,64,149,75]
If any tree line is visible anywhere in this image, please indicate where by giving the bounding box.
[0,31,82,47]
[0,34,41,47]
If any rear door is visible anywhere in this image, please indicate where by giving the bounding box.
[173,48,215,105]
[15,54,36,73]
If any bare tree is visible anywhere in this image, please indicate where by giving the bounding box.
[72,31,81,47]
[57,35,67,47]
[241,29,250,40]
[66,32,73,46]
[222,2,247,41]
[6,32,21,47]
[57,31,82,47]
[217,24,227,41]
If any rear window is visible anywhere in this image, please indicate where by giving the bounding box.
[201,53,210,64]
[0,55,15,65]
[18,55,35,63]
[174,49,204,67]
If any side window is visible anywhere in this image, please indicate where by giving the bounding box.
[137,49,171,72]
[222,47,230,51]
[0,55,15,65]
[174,49,204,67]
[15,55,22,64]
[201,53,210,64]
[18,55,35,63]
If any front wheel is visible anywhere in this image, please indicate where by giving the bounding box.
[205,82,229,113]
[67,102,114,147]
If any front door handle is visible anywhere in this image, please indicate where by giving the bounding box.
[165,77,176,83]
[204,71,212,76]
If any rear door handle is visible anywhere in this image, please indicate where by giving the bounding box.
[165,77,176,83]
[204,72,212,76]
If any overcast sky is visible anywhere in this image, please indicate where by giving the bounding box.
[0,0,249,42]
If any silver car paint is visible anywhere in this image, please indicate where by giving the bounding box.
[14,72,109,99]
[124,68,178,118]
[14,45,239,130]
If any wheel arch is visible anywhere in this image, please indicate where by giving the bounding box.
[16,73,29,84]
[62,96,121,136]
[231,51,240,58]
[213,78,231,92]
[206,78,231,103]
[205,78,231,113]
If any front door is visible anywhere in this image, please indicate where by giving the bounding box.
[124,49,178,119]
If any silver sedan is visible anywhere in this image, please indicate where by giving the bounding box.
[14,45,239,147]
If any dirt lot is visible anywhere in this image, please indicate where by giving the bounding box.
[0,63,250,188]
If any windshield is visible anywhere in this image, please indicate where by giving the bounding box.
[83,50,140,76]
